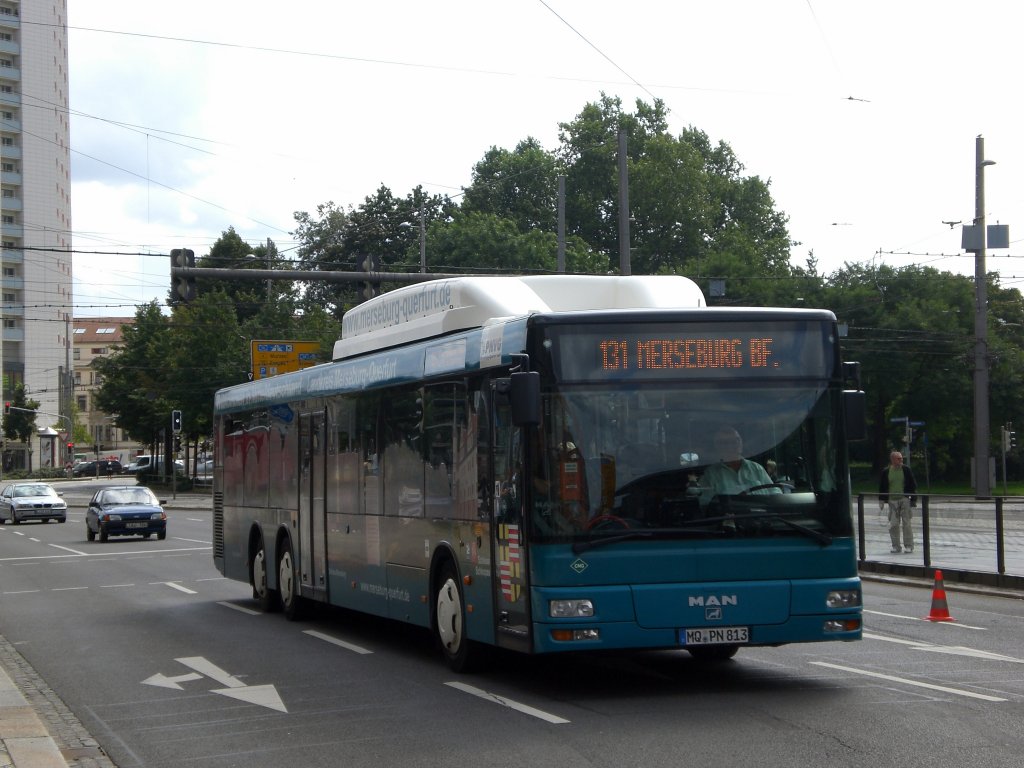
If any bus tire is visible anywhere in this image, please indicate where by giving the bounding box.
[251,537,279,612]
[278,536,305,620]
[687,644,739,661]
[435,562,472,672]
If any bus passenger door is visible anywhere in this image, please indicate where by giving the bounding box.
[299,411,327,598]
[489,382,531,653]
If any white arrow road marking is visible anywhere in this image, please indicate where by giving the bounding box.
[445,682,570,723]
[175,656,246,688]
[142,657,287,712]
[212,684,288,713]
[142,672,204,690]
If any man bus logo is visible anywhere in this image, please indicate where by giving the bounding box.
[688,595,738,607]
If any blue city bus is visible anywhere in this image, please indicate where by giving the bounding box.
[212,275,863,670]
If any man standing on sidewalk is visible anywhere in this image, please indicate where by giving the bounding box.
[879,450,918,553]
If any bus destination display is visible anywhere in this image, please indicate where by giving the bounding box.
[550,323,832,381]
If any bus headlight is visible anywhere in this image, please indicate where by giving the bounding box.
[826,590,861,609]
[549,599,594,618]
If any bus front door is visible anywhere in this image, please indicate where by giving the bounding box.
[299,411,327,599]
[489,384,531,653]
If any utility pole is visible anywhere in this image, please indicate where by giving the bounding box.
[618,128,631,276]
[972,136,995,497]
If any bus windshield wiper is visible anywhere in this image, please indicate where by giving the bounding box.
[675,513,832,546]
[572,530,654,554]
[740,513,833,546]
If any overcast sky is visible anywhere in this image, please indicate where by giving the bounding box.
[66,0,1023,317]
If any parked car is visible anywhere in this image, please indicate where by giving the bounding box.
[0,482,68,524]
[72,459,123,477]
[124,455,153,474]
[127,456,185,474]
[85,486,167,542]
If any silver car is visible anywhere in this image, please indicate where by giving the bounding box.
[0,482,68,524]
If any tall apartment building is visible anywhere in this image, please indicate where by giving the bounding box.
[0,0,74,468]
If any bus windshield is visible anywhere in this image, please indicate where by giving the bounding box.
[527,383,850,544]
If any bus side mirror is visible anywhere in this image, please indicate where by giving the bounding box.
[843,389,866,441]
[510,371,540,427]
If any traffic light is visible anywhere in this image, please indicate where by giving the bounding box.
[173,436,182,453]
[358,253,381,302]
[66,442,74,452]
[3,401,9,415]
[171,409,182,433]
[171,248,197,303]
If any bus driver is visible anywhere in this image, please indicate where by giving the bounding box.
[702,426,780,496]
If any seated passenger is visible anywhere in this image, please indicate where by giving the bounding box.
[702,426,780,495]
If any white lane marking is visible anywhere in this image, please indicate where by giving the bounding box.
[175,656,246,688]
[100,584,135,588]
[303,629,373,655]
[172,537,211,544]
[445,681,571,724]
[864,609,985,630]
[0,546,210,563]
[49,544,88,556]
[218,601,261,616]
[29,538,41,543]
[197,577,226,582]
[52,586,88,591]
[186,518,204,522]
[1,590,41,595]
[160,582,198,595]
[865,632,1022,661]
[810,662,1008,702]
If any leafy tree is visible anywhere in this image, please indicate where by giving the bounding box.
[2,383,39,446]
[191,228,296,323]
[461,138,561,232]
[294,188,454,318]
[428,210,604,274]
[167,289,249,447]
[93,302,174,450]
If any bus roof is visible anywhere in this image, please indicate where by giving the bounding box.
[334,274,705,360]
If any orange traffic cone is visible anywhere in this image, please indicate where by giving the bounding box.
[924,569,956,622]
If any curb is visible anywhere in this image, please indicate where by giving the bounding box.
[0,635,116,768]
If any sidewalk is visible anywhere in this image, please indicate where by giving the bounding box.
[0,634,114,768]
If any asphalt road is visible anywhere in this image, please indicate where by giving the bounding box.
[2,480,1024,768]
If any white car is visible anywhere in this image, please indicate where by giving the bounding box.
[0,482,68,524]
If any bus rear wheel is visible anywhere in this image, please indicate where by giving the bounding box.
[435,563,472,672]
[278,537,305,620]
[251,539,279,612]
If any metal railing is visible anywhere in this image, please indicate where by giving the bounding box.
[855,493,1024,591]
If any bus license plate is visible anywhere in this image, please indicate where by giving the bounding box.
[682,626,749,645]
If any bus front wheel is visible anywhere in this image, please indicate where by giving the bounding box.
[435,563,472,672]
